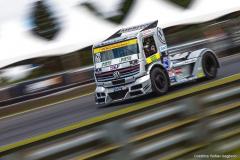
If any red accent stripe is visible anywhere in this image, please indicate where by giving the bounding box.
[175,68,182,74]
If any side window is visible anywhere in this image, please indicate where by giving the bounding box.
[143,36,157,58]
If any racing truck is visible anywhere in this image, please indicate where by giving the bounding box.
[92,21,219,105]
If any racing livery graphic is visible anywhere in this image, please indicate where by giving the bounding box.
[92,21,220,104]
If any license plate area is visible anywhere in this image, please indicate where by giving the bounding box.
[114,86,124,92]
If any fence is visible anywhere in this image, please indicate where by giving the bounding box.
[1,74,239,160]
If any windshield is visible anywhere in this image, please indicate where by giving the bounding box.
[93,39,139,63]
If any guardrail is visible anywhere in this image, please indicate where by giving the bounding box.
[0,66,94,107]
[1,74,239,160]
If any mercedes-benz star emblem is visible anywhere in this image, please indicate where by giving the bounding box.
[113,71,121,79]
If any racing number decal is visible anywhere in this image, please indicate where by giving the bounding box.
[146,52,161,64]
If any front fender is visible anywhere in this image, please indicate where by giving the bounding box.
[146,61,166,75]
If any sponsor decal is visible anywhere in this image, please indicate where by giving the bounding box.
[159,45,167,52]
[94,39,137,53]
[168,69,177,83]
[102,61,111,67]
[146,52,161,64]
[176,73,185,81]
[163,57,170,69]
[170,76,177,83]
[168,69,175,77]
[174,68,182,74]
[121,56,132,62]
[142,29,153,35]
[110,64,119,70]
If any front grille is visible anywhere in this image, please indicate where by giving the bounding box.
[130,90,143,96]
[131,84,142,90]
[95,64,140,82]
[108,89,128,100]
[97,98,105,103]
[112,79,125,85]
[97,92,106,97]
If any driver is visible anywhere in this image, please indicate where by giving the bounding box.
[144,37,157,57]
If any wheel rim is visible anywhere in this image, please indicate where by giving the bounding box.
[154,72,166,90]
[205,55,217,76]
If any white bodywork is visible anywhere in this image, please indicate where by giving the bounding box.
[92,21,219,104]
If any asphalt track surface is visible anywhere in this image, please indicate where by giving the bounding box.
[0,55,239,147]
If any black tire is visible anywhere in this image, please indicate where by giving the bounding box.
[150,67,169,95]
[202,52,218,79]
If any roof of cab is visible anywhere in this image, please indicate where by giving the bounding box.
[94,20,158,48]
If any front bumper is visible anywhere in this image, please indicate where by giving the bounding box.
[95,74,152,104]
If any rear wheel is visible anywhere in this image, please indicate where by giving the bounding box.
[150,67,169,95]
[202,52,218,79]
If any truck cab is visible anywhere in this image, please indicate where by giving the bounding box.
[92,21,219,104]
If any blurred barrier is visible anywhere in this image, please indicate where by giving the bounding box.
[0,87,12,102]
[0,66,94,107]
[0,74,239,160]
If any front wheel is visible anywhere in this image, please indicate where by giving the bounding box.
[150,67,169,95]
[202,52,218,79]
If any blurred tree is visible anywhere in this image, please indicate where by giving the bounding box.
[81,0,135,24]
[166,0,194,8]
[108,0,135,24]
[30,0,61,40]
[81,0,195,25]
